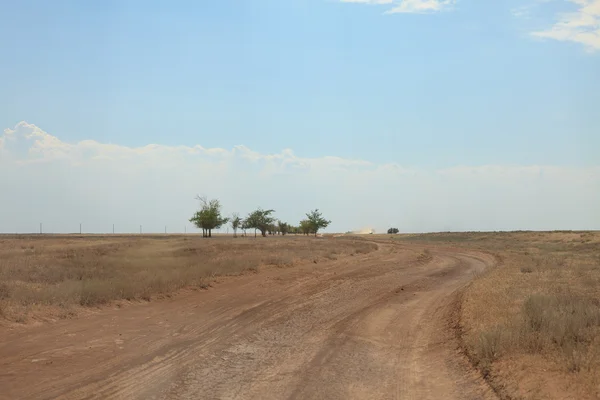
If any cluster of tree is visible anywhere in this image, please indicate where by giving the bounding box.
[387,227,400,234]
[190,197,331,238]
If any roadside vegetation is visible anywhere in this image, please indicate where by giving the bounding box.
[396,231,600,400]
[0,235,376,324]
[0,197,341,324]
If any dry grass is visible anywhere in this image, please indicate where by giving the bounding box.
[399,231,600,399]
[0,235,376,324]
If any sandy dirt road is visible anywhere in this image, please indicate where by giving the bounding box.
[0,240,498,400]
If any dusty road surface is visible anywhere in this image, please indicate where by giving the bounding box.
[0,240,498,400]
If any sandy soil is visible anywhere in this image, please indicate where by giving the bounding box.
[0,240,497,400]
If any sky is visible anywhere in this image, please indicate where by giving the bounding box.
[0,0,599,234]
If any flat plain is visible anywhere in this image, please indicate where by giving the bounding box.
[0,231,598,399]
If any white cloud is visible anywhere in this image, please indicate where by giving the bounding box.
[0,121,599,234]
[340,0,455,14]
[532,0,600,51]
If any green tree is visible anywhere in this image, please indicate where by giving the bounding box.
[299,219,312,236]
[387,227,399,234]
[231,213,242,238]
[278,220,289,236]
[189,196,230,238]
[245,208,276,237]
[306,209,331,237]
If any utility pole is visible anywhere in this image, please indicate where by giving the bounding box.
[40,223,42,235]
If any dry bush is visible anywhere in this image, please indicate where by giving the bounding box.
[353,241,377,254]
[522,294,600,353]
[0,235,376,323]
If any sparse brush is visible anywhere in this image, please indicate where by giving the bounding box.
[458,231,600,398]
[523,294,600,348]
[475,327,503,369]
[0,235,375,322]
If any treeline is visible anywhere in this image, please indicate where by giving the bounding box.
[189,197,331,238]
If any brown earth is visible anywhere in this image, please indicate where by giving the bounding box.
[396,231,600,400]
[0,238,497,400]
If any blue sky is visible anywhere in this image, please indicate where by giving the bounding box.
[0,0,599,233]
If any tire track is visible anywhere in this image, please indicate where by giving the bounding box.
[0,240,497,400]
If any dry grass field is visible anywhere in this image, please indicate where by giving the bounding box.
[0,234,376,324]
[2,231,598,399]
[396,231,600,400]
[1,233,495,400]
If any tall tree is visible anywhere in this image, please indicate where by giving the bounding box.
[245,208,276,237]
[189,196,229,238]
[231,213,242,238]
[306,209,331,237]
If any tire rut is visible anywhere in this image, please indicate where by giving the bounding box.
[0,241,497,400]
